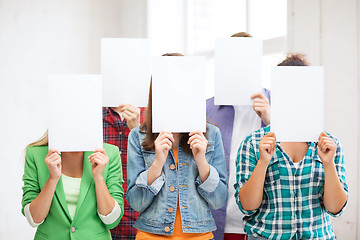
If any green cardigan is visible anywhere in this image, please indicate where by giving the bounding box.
[22,143,124,240]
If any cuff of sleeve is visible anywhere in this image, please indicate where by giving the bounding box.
[196,165,219,193]
[24,203,44,228]
[234,182,258,216]
[98,199,121,225]
[135,169,165,195]
[326,199,348,218]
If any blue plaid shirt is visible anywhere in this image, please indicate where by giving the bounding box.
[234,126,348,240]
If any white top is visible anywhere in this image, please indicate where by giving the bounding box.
[62,174,82,219]
[24,174,121,228]
[224,105,261,234]
[293,162,301,168]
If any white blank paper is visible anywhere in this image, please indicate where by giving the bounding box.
[215,38,262,105]
[152,56,206,133]
[271,66,324,142]
[48,75,103,152]
[101,38,151,107]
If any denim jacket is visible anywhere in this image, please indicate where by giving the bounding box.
[126,123,228,235]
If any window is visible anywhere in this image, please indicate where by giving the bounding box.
[147,0,287,96]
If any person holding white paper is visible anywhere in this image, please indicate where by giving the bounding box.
[234,54,348,240]
[103,104,146,240]
[126,53,228,240]
[21,132,124,240]
[207,32,271,240]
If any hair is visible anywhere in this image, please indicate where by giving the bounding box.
[141,52,197,155]
[231,32,252,38]
[162,53,184,56]
[27,130,49,148]
[277,53,309,66]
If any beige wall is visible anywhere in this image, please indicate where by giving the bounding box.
[288,0,359,239]
[0,0,147,239]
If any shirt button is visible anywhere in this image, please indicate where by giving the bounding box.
[71,227,76,233]
[119,131,123,135]
[119,151,122,155]
[168,207,174,213]
[170,164,176,170]
[169,186,175,192]
[164,226,170,232]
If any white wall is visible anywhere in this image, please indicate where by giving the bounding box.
[0,0,147,239]
[288,0,359,239]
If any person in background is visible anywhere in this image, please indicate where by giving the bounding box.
[21,131,124,240]
[207,32,271,240]
[103,104,146,240]
[127,53,228,239]
[235,54,348,239]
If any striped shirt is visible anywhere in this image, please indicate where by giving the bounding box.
[234,126,348,240]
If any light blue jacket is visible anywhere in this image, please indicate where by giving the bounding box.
[126,123,228,235]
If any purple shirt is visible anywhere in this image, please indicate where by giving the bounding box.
[206,89,271,240]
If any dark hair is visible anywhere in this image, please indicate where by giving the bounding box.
[277,53,309,66]
[231,32,252,37]
[140,53,193,155]
[162,53,184,56]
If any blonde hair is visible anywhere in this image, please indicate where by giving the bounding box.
[27,130,49,148]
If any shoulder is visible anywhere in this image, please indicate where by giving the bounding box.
[103,143,119,152]
[243,125,270,145]
[25,145,48,158]
[323,131,343,150]
[129,126,142,140]
[206,123,221,141]
[206,97,215,106]
[324,131,340,143]
[103,143,120,161]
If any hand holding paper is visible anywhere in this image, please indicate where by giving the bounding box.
[188,131,208,161]
[188,131,210,182]
[259,132,276,164]
[147,131,174,185]
[118,104,141,130]
[317,132,337,165]
[44,149,62,181]
[251,92,270,125]
[89,148,109,180]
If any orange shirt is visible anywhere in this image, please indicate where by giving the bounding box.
[136,148,214,240]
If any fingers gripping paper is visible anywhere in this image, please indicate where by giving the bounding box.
[151,56,206,133]
[48,75,103,151]
[271,66,324,142]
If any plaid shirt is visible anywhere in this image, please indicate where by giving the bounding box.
[103,107,146,240]
[234,126,348,240]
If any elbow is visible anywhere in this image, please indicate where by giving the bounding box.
[106,217,122,230]
[239,190,261,211]
[126,193,147,213]
[208,187,228,210]
[324,190,348,216]
[326,199,347,216]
